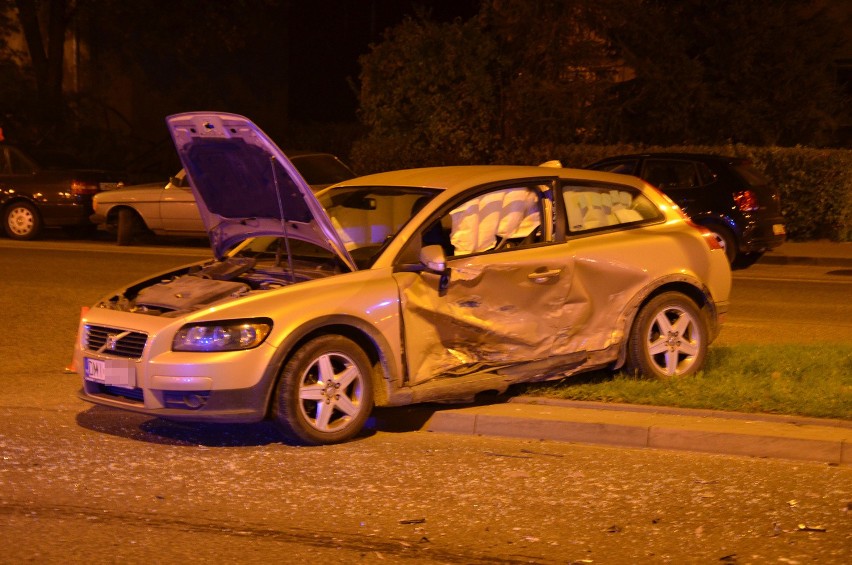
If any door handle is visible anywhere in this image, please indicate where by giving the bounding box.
[527,269,562,283]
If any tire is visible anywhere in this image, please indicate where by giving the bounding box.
[626,292,708,379]
[116,208,143,245]
[3,201,41,240]
[732,251,763,270]
[273,335,374,445]
[705,225,736,264]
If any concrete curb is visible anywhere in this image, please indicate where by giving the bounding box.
[424,398,851,465]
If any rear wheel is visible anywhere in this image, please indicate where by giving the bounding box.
[626,292,708,379]
[3,201,41,240]
[116,208,144,245]
[273,335,374,445]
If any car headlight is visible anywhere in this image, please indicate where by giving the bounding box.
[173,319,273,352]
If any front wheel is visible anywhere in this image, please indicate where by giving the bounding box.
[626,292,708,379]
[273,335,374,445]
[116,208,144,245]
[4,201,41,240]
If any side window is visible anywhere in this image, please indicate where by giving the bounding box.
[428,185,549,258]
[644,159,700,189]
[7,147,37,175]
[562,184,662,234]
[695,162,716,185]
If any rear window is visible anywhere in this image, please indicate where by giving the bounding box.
[731,162,770,186]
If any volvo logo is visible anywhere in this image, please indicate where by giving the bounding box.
[98,331,131,354]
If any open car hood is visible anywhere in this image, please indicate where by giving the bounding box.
[166,112,356,268]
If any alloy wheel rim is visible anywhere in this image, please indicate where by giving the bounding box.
[297,352,365,433]
[645,306,701,376]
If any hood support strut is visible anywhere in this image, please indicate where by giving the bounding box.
[270,156,296,279]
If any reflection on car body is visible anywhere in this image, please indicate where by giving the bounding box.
[74,112,731,445]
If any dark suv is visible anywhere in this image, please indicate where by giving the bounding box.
[582,153,786,267]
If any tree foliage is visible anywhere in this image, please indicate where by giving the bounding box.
[353,14,500,171]
[1,0,282,168]
[600,0,847,146]
[478,0,618,145]
[353,0,849,169]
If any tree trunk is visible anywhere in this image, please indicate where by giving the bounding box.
[15,0,67,123]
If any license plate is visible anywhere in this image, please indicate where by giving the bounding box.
[84,357,136,389]
[772,224,786,236]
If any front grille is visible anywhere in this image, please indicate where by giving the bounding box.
[84,324,148,359]
[98,384,145,403]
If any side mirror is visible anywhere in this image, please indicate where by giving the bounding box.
[419,245,446,272]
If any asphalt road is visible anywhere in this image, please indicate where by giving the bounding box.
[718,263,852,345]
[1,240,850,563]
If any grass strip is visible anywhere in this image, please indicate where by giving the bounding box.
[523,343,852,420]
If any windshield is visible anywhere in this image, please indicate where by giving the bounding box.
[318,186,440,267]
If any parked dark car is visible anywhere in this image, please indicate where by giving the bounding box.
[1,144,123,240]
[566,153,786,267]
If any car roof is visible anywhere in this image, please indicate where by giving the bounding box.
[337,165,643,195]
[592,152,744,164]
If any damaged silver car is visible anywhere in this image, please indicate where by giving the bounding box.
[74,112,731,445]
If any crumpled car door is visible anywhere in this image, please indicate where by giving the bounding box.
[395,243,587,385]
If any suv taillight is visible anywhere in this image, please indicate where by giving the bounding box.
[733,190,759,212]
[71,180,99,196]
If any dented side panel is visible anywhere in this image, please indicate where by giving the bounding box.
[393,221,722,388]
[395,244,584,385]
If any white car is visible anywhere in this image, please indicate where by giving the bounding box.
[91,152,355,244]
[74,112,731,445]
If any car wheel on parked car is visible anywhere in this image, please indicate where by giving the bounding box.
[273,335,374,445]
[704,224,736,264]
[627,292,708,379]
[116,208,145,245]
[3,201,41,240]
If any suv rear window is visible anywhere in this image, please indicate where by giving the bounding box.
[731,162,770,186]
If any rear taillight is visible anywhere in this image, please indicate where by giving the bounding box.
[71,180,99,196]
[686,220,723,251]
[733,190,759,212]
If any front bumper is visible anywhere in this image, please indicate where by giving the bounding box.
[76,337,280,423]
[78,381,270,423]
